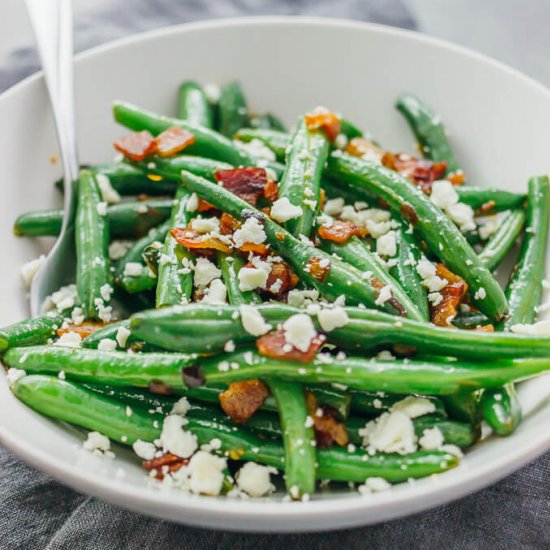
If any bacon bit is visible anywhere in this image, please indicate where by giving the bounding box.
[256,329,326,363]
[148,381,173,395]
[56,322,106,339]
[220,213,240,235]
[345,137,384,160]
[382,152,447,193]
[305,108,341,141]
[155,127,195,157]
[305,392,349,448]
[308,257,330,281]
[431,264,469,327]
[478,200,496,215]
[318,220,358,244]
[171,227,232,253]
[474,324,495,332]
[215,168,269,206]
[288,269,300,290]
[400,202,419,225]
[197,198,216,212]
[447,170,465,185]
[264,262,295,296]
[240,243,270,255]
[142,452,189,480]
[114,131,156,161]
[263,179,279,203]
[219,380,270,424]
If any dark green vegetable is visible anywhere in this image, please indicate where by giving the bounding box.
[249,113,286,132]
[12,375,458,483]
[268,379,316,499]
[218,81,248,137]
[339,119,363,141]
[480,384,522,436]
[234,128,288,162]
[129,303,550,360]
[189,350,550,396]
[155,186,194,308]
[133,155,232,183]
[0,314,64,351]
[348,390,446,418]
[452,311,490,330]
[396,94,460,174]
[279,116,330,236]
[218,253,261,306]
[178,81,213,128]
[75,170,111,319]
[455,187,525,212]
[479,209,526,271]
[327,152,508,321]
[442,393,481,441]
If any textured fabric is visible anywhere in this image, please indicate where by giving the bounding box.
[1,1,549,548]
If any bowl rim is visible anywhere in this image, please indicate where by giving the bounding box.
[1,15,549,531]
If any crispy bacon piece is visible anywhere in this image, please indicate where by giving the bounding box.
[401,202,419,225]
[263,179,279,202]
[305,393,349,448]
[197,198,216,212]
[308,257,330,281]
[219,379,270,424]
[219,213,240,235]
[304,108,341,141]
[382,152,447,193]
[474,324,495,332]
[447,170,465,185]
[345,137,384,161]
[171,227,232,253]
[155,127,195,157]
[114,131,156,161]
[240,243,270,255]
[264,261,295,296]
[56,322,106,339]
[318,220,359,244]
[478,200,497,215]
[142,452,189,480]
[256,329,326,364]
[215,168,268,206]
[431,264,469,327]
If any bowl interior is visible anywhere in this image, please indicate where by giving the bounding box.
[1,17,549,532]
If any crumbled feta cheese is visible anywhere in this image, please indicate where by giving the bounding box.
[194,257,222,288]
[132,439,156,460]
[474,287,487,300]
[99,284,113,302]
[160,415,198,458]
[115,325,131,348]
[239,305,271,336]
[123,262,144,277]
[391,396,436,418]
[282,314,317,352]
[358,477,391,495]
[204,83,221,103]
[55,331,82,348]
[6,368,26,386]
[430,180,476,232]
[96,201,108,216]
[233,217,267,248]
[47,284,78,311]
[187,451,227,496]
[418,427,444,450]
[94,298,112,323]
[323,197,345,216]
[83,431,111,454]
[186,193,199,213]
[428,292,444,306]
[377,230,397,257]
[238,267,268,291]
[287,289,319,308]
[416,257,448,292]
[108,240,132,261]
[317,306,349,332]
[191,216,220,234]
[224,340,236,352]
[334,134,348,150]
[171,397,191,416]
[20,255,45,288]
[97,338,117,352]
[270,197,303,223]
[235,138,276,161]
[359,411,417,454]
[96,173,121,204]
[447,202,476,232]
[201,279,228,304]
[374,285,393,306]
[236,462,276,497]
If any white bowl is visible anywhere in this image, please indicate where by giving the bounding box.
[1,16,549,533]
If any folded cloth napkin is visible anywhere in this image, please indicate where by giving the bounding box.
[0,1,548,548]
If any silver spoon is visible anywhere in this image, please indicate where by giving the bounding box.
[25,0,78,316]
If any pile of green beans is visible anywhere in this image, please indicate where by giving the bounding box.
[5,81,550,501]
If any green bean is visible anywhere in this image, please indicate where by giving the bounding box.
[319,237,424,322]
[249,113,286,132]
[442,393,481,441]
[178,81,213,128]
[339,119,363,141]
[268,379,316,499]
[186,350,550,396]
[156,187,194,308]
[12,375,458,483]
[133,155,232,183]
[479,209,526,271]
[180,171,421,316]
[279,116,329,236]
[480,384,522,436]
[75,170,111,319]
[396,94,460,174]
[234,128,288,162]
[455,187,525,212]
[348,390,446,418]
[80,320,158,353]
[129,303,550,360]
[452,311,490,329]
[5,346,195,387]
[218,81,248,137]
[390,225,429,320]
[114,221,169,294]
[327,152,508,321]
[0,313,63,351]
[218,253,261,306]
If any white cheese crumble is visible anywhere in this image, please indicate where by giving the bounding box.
[201,279,228,304]
[233,217,267,248]
[191,216,220,234]
[108,240,132,261]
[416,257,448,292]
[270,197,303,223]
[358,477,391,495]
[123,262,144,277]
[20,255,45,288]
[55,331,82,348]
[83,431,112,457]
[171,396,191,416]
[238,267,268,291]
[160,415,197,458]
[282,313,317,352]
[96,201,108,216]
[234,138,276,161]
[391,396,436,418]
[359,411,417,455]
[100,284,113,302]
[236,462,276,497]
[115,325,131,348]
[96,173,121,204]
[97,338,117,352]
[194,257,222,288]
[418,427,445,450]
[474,287,487,300]
[186,450,227,496]
[239,305,271,336]
[323,197,345,216]
[6,368,26,386]
[430,180,476,232]
[374,285,393,306]
[377,230,397,257]
[287,289,320,307]
[45,284,78,311]
[186,193,199,213]
[317,306,349,332]
[132,439,157,460]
